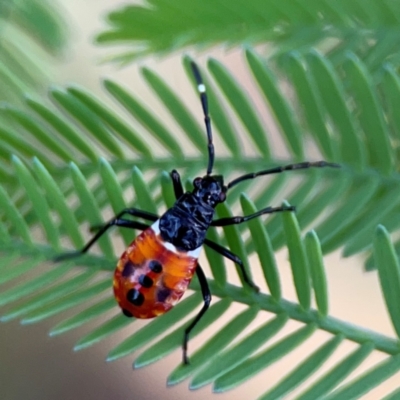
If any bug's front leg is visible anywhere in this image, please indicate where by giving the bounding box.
[211,205,295,227]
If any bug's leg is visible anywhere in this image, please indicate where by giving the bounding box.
[204,238,259,292]
[227,161,340,189]
[90,208,158,231]
[182,264,211,365]
[170,169,184,199]
[211,205,295,227]
[55,219,150,261]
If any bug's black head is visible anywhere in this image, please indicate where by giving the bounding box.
[192,175,227,208]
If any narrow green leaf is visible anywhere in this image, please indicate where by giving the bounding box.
[134,298,232,368]
[305,230,328,316]
[214,323,316,392]
[282,200,311,310]
[25,96,99,162]
[1,105,74,162]
[307,51,366,169]
[99,158,131,245]
[168,304,259,385]
[382,64,400,143]
[0,125,52,165]
[253,173,288,212]
[204,227,227,288]
[216,202,255,291]
[1,270,96,322]
[20,278,110,324]
[343,53,393,174]
[131,166,158,214]
[107,293,202,362]
[50,88,125,159]
[268,172,319,249]
[246,48,303,159]
[74,313,132,351]
[12,156,60,250]
[0,222,10,242]
[373,225,400,337]
[383,386,400,400]
[50,297,115,336]
[160,171,176,209]
[260,334,344,400]
[103,79,184,158]
[70,162,114,258]
[326,354,400,400]
[142,67,206,153]
[67,85,152,158]
[0,263,72,307]
[208,58,271,159]
[343,184,400,256]
[189,313,288,389]
[0,257,42,285]
[240,194,281,300]
[284,52,337,160]
[33,158,84,248]
[0,254,20,270]
[0,185,32,244]
[317,175,380,251]
[297,342,375,400]
[296,172,350,231]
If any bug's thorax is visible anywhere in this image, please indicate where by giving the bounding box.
[159,175,227,252]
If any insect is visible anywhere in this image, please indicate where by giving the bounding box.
[57,61,339,364]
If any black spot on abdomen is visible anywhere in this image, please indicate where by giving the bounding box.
[127,288,145,306]
[139,274,153,288]
[149,260,162,273]
[157,287,172,303]
[122,260,137,277]
[122,309,133,318]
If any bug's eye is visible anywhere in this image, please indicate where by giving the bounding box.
[219,192,226,202]
[193,177,202,188]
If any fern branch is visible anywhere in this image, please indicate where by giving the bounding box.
[96,0,400,69]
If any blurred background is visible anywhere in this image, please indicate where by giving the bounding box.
[1,1,400,399]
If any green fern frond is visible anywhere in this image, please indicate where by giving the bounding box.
[1,167,399,397]
[0,0,67,104]
[2,50,400,259]
[96,0,400,69]
[1,51,400,397]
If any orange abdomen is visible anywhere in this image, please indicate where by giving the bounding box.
[113,227,198,318]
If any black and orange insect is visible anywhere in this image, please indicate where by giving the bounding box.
[57,62,339,364]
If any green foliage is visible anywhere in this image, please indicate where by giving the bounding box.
[96,0,400,68]
[0,0,67,104]
[2,1,400,398]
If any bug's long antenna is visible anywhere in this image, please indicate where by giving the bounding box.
[227,161,341,189]
[190,61,214,175]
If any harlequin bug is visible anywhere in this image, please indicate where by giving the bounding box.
[56,61,339,364]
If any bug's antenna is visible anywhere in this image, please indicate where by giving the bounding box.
[227,161,341,189]
[190,61,214,175]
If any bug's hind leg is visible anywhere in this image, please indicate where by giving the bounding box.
[182,264,211,365]
[204,238,259,292]
[54,219,150,262]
